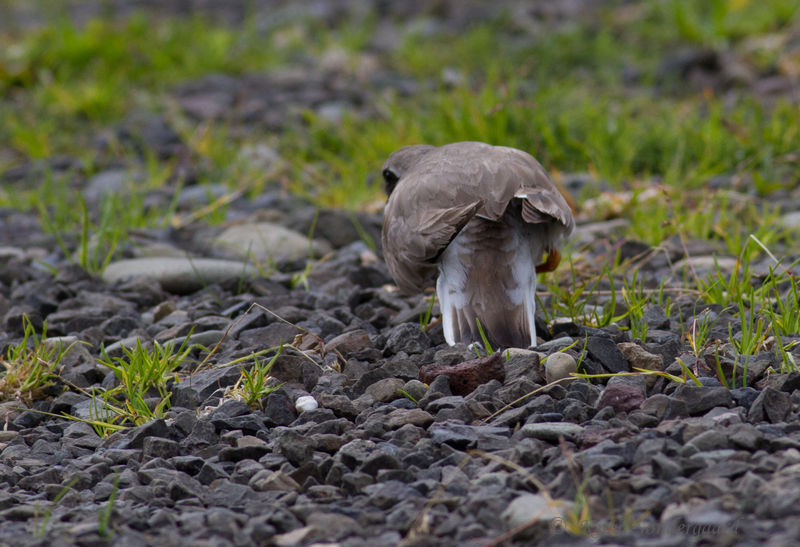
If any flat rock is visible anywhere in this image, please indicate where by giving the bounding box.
[103,257,258,294]
[212,222,332,262]
[585,336,628,373]
[501,493,568,530]
[518,422,584,443]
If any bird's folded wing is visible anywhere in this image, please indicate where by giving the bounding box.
[415,200,484,260]
[518,188,575,231]
[383,200,482,294]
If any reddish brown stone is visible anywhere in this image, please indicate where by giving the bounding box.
[596,383,645,414]
[419,353,505,396]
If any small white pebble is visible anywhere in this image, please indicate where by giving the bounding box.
[295,395,318,413]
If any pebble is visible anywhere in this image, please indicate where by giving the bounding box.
[295,395,319,413]
[544,352,577,384]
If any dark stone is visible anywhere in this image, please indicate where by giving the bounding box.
[128,419,171,449]
[364,480,417,510]
[640,394,689,420]
[208,399,251,419]
[642,305,670,330]
[350,360,392,391]
[316,393,359,420]
[269,355,321,391]
[336,439,376,470]
[360,452,403,476]
[731,387,760,410]
[585,336,628,373]
[142,437,180,461]
[550,321,584,338]
[383,323,430,356]
[171,364,245,409]
[239,323,303,348]
[672,385,732,415]
[429,422,479,449]
[748,387,791,423]
[172,455,205,476]
[211,414,267,435]
[504,352,544,384]
[12,410,46,429]
[275,428,314,466]
[419,353,504,396]
[645,338,683,367]
[219,444,270,462]
[263,390,297,426]
[651,453,683,480]
[183,419,217,450]
[50,391,89,414]
[197,461,229,485]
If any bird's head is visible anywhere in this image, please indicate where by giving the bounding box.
[382,144,436,197]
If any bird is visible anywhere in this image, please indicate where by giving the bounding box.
[381,141,574,349]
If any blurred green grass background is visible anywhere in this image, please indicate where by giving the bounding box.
[0,0,798,245]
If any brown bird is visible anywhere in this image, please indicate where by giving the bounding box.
[381,142,574,349]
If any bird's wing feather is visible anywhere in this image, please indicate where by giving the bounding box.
[382,199,482,294]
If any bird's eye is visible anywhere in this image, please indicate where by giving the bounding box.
[382,168,400,196]
[382,169,399,185]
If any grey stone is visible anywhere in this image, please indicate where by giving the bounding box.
[617,342,663,371]
[365,377,406,403]
[336,439,376,470]
[640,394,689,420]
[686,429,730,452]
[672,255,737,276]
[363,480,417,510]
[325,329,374,356]
[400,379,427,402]
[385,408,434,430]
[518,422,583,443]
[544,352,577,384]
[501,493,567,532]
[651,453,682,480]
[748,387,791,423]
[249,470,301,492]
[429,422,479,449]
[212,221,332,263]
[383,323,430,355]
[172,364,245,409]
[586,336,628,373]
[673,385,733,415]
[103,257,258,294]
[642,305,670,330]
[263,390,297,426]
[142,437,180,462]
[275,428,314,466]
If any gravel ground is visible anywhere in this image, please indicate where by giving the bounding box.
[4,1,800,546]
[5,176,800,546]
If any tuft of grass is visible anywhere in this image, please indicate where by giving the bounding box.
[418,294,436,330]
[686,308,716,358]
[35,478,79,538]
[62,336,200,436]
[235,347,284,409]
[0,316,73,405]
[396,388,419,405]
[98,473,120,539]
[474,318,495,356]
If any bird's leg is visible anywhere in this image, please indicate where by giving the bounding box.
[535,248,561,273]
